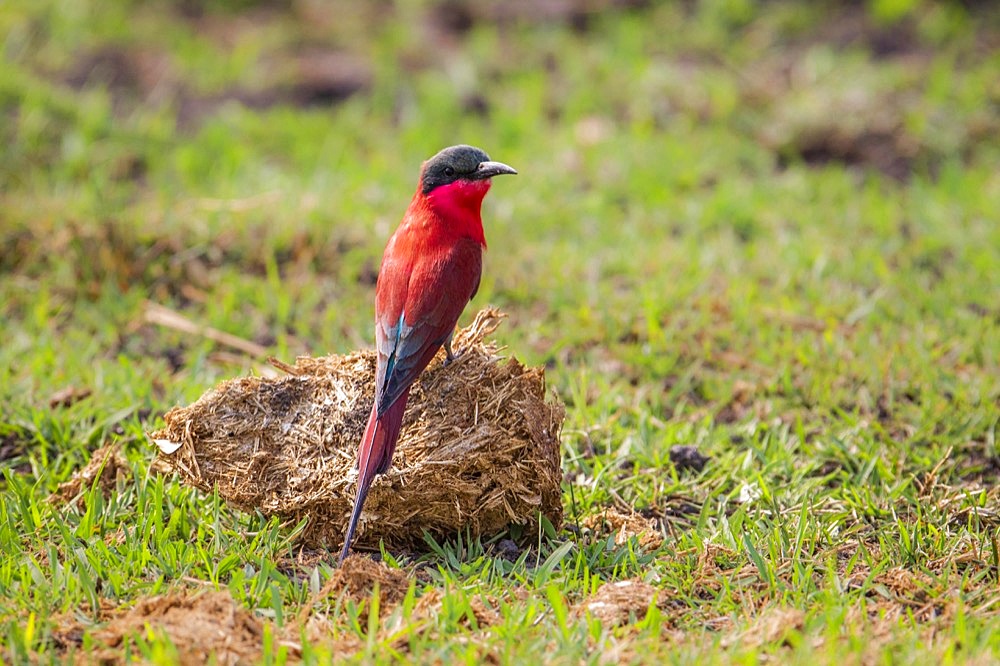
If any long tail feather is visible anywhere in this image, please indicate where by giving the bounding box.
[339,388,411,563]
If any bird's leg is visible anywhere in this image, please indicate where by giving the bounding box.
[443,330,456,365]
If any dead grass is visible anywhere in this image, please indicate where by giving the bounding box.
[577,579,665,626]
[54,590,266,665]
[581,507,665,551]
[50,443,130,509]
[149,309,565,550]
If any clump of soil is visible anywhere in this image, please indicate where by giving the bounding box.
[318,555,411,611]
[51,443,130,509]
[87,591,265,665]
[581,507,664,550]
[577,579,665,626]
[149,309,564,550]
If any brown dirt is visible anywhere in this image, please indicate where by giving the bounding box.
[577,578,665,626]
[720,608,806,649]
[581,507,664,550]
[311,555,411,618]
[63,41,372,130]
[150,309,565,551]
[0,429,32,476]
[668,445,711,472]
[59,590,268,665]
[50,443,131,509]
[428,0,651,38]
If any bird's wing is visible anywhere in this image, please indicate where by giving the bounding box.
[373,237,482,416]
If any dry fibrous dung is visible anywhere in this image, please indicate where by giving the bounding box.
[149,309,564,550]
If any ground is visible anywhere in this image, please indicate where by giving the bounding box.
[1,0,999,663]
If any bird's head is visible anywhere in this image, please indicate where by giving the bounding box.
[419,145,516,212]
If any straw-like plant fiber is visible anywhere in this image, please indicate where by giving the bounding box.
[149,309,564,550]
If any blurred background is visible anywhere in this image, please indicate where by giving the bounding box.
[2,3,999,658]
[1,0,997,474]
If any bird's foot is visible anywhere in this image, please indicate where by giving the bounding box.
[443,338,457,366]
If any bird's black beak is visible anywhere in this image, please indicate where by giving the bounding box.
[472,161,517,180]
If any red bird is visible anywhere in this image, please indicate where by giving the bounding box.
[339,145,516,562]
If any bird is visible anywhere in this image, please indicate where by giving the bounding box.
[339,145,517,562]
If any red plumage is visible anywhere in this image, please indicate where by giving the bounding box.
[339,146,516,562]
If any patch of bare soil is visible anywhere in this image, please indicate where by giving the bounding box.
[63,41,371,130]
[428,0,651,37]
[773,125,920,182]
[744,49,927,182]
[668,445,711,472]
[746,7,1000,180]
[0,429,32,476]
[956,441,1000,486]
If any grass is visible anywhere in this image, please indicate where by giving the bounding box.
[2,0,999,662]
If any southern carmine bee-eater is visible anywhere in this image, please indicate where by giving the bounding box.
[339,145,517,562]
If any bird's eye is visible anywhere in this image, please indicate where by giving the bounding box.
[443,166,455,177]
